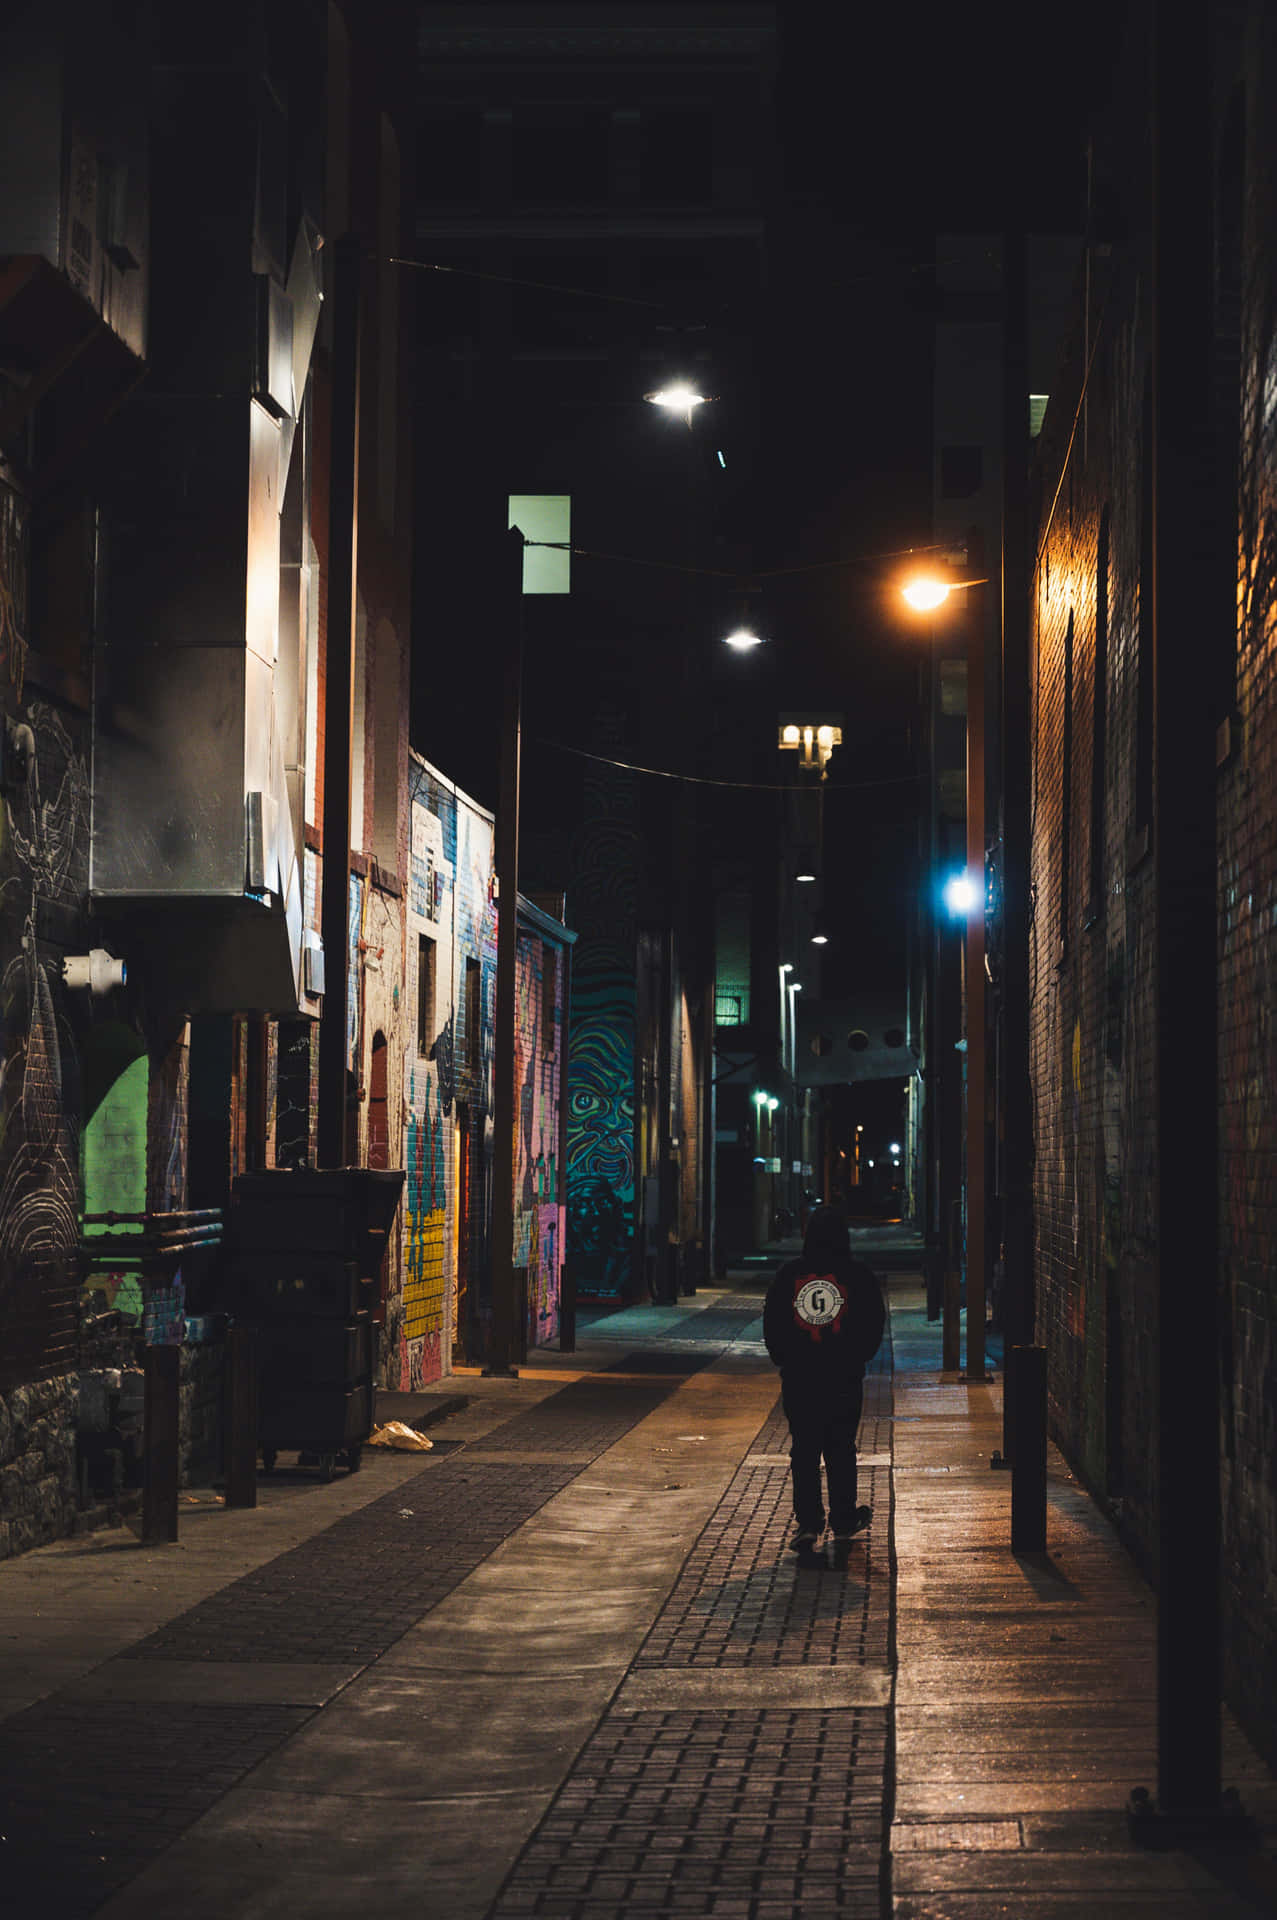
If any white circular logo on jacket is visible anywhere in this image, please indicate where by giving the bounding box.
[795,1277,843,1327]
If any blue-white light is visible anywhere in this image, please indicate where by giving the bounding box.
[942,871,978,917]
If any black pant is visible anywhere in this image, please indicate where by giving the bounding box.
[783,1378,865,1535]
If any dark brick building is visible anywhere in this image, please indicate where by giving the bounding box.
[1027,0,1276,1768]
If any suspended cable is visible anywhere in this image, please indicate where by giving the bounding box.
[533,735,922,793]
[521,537,954,587]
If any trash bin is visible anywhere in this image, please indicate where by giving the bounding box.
[228,1168,404,1479]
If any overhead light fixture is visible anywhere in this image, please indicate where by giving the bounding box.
[902,577,951,611]
[811,934,828,946]
[645,381,709,424]
[724,626,763,650]
[795,872,817,884]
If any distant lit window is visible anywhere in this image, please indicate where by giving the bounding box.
[1029,394,1049,437]
[716,988,748,1026]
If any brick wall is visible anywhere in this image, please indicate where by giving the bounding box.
[1029,22,1277,1765]
[1216,4,1277,1764]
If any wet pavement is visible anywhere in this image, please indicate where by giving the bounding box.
[0,1260,1273,1918]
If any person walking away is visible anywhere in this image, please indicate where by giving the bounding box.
[763,1203,886,1560]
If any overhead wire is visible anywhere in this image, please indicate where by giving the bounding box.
[533,735,922,794]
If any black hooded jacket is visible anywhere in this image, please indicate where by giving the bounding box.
[763,1205,886,1388]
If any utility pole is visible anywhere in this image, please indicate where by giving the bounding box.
[1132,0,1233,1840]
[964,530,988,1383]
[486,523,526,1375]
[317,234,361,1170]
[1000,227,1034,1440]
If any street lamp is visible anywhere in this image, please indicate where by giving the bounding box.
[645,381,711,424]
[901,564,991,1383]
[942,870,978,916]
[724,626,764,650]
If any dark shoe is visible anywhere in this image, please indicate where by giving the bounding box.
[788,1527,822,1553]
[832,1505,872,1545]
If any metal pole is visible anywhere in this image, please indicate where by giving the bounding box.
[486,523,525,1375]
[1000,225,1034,1451]
[1009,1344,1047,1552]
[558,935,576,1353]
[141,1346,180,1545]
[317,233,361,1170]
[964,542,988,1382]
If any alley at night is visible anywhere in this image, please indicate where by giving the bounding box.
[1,1245,1274,1918]
[3,0,1277,1912]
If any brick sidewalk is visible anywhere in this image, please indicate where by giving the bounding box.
[487,1355,895,1918]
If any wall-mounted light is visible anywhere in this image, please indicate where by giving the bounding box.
[811,933,829,946]
[63,950,127,995]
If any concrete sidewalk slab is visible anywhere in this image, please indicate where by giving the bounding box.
[92,1311,780,1920]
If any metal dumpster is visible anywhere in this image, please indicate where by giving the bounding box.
[229,1168,404,1479]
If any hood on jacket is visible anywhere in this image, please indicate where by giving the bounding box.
[802,1203,851,1257]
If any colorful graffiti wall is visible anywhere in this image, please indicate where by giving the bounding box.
[400,755,495,1383]
[565,743,639,1301]
[513,914,572,1347]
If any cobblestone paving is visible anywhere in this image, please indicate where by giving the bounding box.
[0,1300,769,1919]
[487,1308,896,1918]
[497,1709,887,1919]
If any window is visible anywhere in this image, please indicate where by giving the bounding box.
[465,956,481,1070]
[418,109,481,203]
[512,110,609,204]
[715,990,746,1027]
[417,934,436,1056]
[541,950,557,1058]
[639,109,712,204]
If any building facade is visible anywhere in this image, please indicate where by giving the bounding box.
[1027,1,1277,1768]
[0,0,417,1551]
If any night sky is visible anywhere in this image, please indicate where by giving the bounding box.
[412,0,1131,998]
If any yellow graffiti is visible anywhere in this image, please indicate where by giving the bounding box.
[404,1208,446,1341]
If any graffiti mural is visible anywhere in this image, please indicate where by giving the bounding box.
[564,726,639,1301]
[566,971,635,1297]
[0,702,90,1385]
[513,928,566,1345]
[400,756,496,1379]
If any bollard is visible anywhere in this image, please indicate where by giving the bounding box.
[224,1324,259,1509]
[142,1345,181,1545]
[942,1265,961,1372]
[1010,1343,1047,1552]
